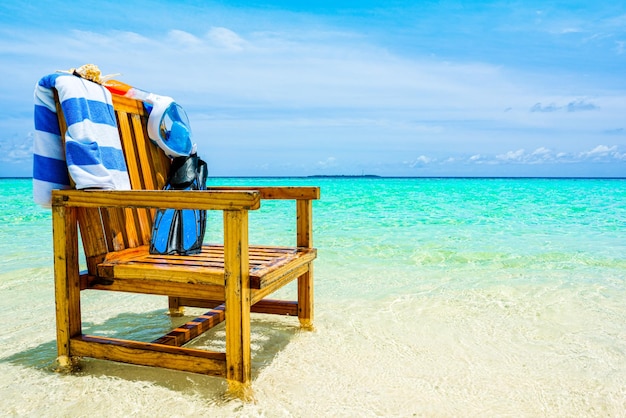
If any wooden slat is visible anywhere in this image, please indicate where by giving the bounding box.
[130,113,163,236]
[71,335,226,376]
[116,111,144,189]
[251,263,310,305]
[297,199,314,248]
[251,299,298,316]
[51,189,261,211]
[76,207,108,273]
[208,186,320,200]
[224,209,251,388]
[297,265,314,329]
[94,244,315,289]
[52,205,82,365]
[80,274,225,300]
[250,250,316,289]
[111,94,147,115]
[152,305,226,346]
[174,298,298,316]
[97,259,225,287]
[296,198,314,328]
[106,207,130,251]
[142,115,170,191]
[115,111,154,247]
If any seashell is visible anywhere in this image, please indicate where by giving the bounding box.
[57,64,120,84]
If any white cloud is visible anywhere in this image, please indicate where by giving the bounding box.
[168,30,203,47]
[531,147,551,156]
[408,155,433,167]
[113,31,151,44]
[0,132,32,163]
[578,144,625,161]
[207,27,247,50]
[403,144,626,171]
[583,144,615,156]
[497,149,525,162]
[317,156,337,168]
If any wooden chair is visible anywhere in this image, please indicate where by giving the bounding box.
[51,91,318,397]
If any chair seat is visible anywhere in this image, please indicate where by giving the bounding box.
[94,244,316,290]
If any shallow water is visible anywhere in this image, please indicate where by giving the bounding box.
[1,177,625,416]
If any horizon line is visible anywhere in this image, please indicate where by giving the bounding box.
[2,175,625,180]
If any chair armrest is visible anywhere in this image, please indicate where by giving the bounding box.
[51,189,261,210]
[206,186,320,201]
[207,186,320,248]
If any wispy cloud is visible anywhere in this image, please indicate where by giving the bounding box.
[530,99,599,113]
[407,155,433,168]
[317,156,338,168]
[0,132,32,164]
[404,145,626,169]
[207,27,247,51]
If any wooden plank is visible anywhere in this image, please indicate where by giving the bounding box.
[298,265,314,329]
[116,111,143,189]
[122,207,141,248]
[106,207,128,251]
[152,305,226,346]
[81,274,225,299]
[296,199,314,328]
[115,111,153,247]
[251,263,310,305]
[52,205,82,365]
[76,207,108,274]
[141,113,170,191]
[111,94,147,115]
[297,199,314,248]
[175,298,225,309]
[253,249,317,289]
[51,189,261,211]
[223,210,251,387]
[130,113,161,240]
[207,186,320,200]
[71,335,226,376]
[95,245,314,289]
[176,298,298,316]
[97,261,225,287]
[251,299,298,316]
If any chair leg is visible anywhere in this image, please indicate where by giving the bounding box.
[225,301,253,402]
[297,264,314,330]
[52,205,82,371]
[224,209,253,399]
[167,297,184,317]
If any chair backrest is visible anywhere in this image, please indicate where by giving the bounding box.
[55,91,171,274]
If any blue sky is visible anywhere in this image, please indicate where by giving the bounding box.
[1,0,625,177]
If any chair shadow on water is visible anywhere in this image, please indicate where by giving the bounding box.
[3,308,298,398]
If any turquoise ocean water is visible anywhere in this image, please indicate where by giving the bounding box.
[0,177,625,416]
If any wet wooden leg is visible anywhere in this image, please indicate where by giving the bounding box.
[224,210,253,400]
[168,297,184,317]
[298,265,314,330]
[296,199,315,330]
[52,205,82,371]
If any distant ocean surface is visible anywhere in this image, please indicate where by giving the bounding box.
[1,177,625,416]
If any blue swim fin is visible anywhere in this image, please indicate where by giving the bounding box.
[149,153,207,255]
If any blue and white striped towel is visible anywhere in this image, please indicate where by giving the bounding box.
[33,73,131,207]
